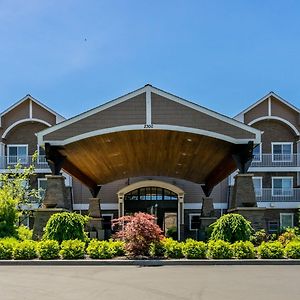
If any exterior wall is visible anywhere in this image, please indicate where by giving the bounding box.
[73,176,228,206]
[244,99,269,124]
[151,93,256,139]
[32,102,56,125]
[5,122,48,155]
[44,93,147,141]
[252,119,298,152]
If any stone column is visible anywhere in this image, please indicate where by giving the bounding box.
[87,198,104,240]
[43,175,68,209]
[177,193,184,241]
[199,197,217,240]
[0,142,5,169]
[230,173,257,209]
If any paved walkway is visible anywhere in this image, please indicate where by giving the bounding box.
[0,265,299,300]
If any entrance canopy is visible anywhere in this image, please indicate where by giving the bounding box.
[37,85,261,196]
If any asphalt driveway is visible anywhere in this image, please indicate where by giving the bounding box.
[0,265,298,300]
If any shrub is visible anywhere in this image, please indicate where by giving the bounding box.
[109,240,125,257]
[250,229,270,246]
[285,241,300,259]
[0,239,15,259]
[13,240,38,260]
[38,240,60,260]
[86,240,113,259]
[17,225,33,241]
[257,241,284,259]
[182,239,207,259]
[43,212,89,243]
[207,240,233,259]
[278,228,299,246]
[162,238,184,259]
[149,241,165,258]
[231,241,256,259]
[112,213,164,256]
[60,240,85,259]
[209,214,253,243]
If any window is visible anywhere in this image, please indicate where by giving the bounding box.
[268,221,279,233]
[7,145,28,164]
[253,143,262,162]
[272,177,293,196]
[37,146,47,164]
[280,213,294,229]
[252,177,262,196]
[272,143,293,162]
[38,178,47,199]
[189,214,201,231]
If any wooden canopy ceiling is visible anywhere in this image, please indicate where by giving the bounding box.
[52,129,239,195]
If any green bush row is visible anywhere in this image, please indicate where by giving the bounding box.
[2,238,300,260]
[0,239,125,260]
[150,238,300,259]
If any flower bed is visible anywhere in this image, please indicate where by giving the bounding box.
[1,238,300,260]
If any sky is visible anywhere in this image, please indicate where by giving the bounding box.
[0,0,300,118]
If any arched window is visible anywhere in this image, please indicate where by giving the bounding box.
[124,187,178,201]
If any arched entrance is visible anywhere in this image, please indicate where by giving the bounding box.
[117,180,184,240]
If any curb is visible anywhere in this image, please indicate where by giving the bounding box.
[1,259,300,266]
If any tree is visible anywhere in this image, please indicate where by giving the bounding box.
[112,212,164,256]
[0,153,42,238]
[209,213,254,243]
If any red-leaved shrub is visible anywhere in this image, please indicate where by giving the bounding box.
[112,212,164,256]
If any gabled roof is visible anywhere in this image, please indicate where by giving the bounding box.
[235,91,300,119]
[0,94,65,123]
[37,84,260,145]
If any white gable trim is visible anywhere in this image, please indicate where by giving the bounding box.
[248,116,300,136]
[37,85,260,143]
[39,124,260,147]
[2,118,52,139]
[235,92,300,119]
[0,94,65,124]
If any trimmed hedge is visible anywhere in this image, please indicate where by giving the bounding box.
[231,241,256,259]
[86,240,113,259]
[207,240,233,259]
[285,241,300,259]
[0,239,15,259]
[182,239,207,259]
[162,238,184,259]
[60,240,85,259]
[38,240,60,260]
[257,241,284,259]
[13,240,38,260]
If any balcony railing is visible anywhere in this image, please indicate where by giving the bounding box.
[251,154,300,168]
[0,156,50,169]
[255,188,300,202]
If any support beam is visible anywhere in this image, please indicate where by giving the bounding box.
[232,141,254,173]
[45,143,65,175]
[89,186,101,198]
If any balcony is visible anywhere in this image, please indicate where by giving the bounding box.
[255,188,300,202]
[0,155,50,170]
[250,154,300,168]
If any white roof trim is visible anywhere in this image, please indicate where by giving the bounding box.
[235,92,300,119]
[248,116,300,136]
[2,118,52,139]
[37,85,260,142]
[0,94,65,123]
[38,124,260,147]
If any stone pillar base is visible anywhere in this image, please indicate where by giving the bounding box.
[88,198,102,218]
[43,175,68,209]
[230,173,257,209]
[32,208,67,240]
[201,197,215,217]
[88,218,104,240]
